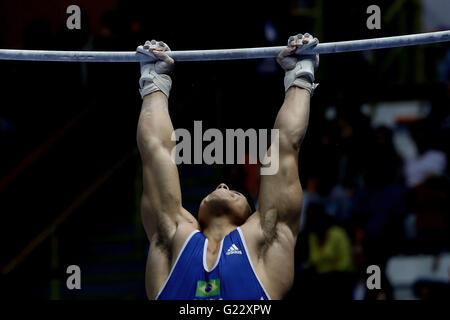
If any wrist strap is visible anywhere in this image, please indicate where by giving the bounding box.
[284,56,318,95]
[139,63,172,99]
[289,78,319,95]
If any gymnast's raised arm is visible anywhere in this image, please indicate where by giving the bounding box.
[258,33,319,237]
[243,34,319,249]
[136,41,197,247]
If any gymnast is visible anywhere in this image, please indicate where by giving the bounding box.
[136,33,319,300]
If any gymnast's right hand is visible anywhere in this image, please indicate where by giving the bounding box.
[137,40,174,99]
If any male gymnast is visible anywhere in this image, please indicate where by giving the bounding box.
[136,33,319,300]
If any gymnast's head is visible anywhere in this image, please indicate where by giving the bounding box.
[198,183,252,229]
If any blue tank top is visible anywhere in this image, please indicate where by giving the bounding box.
[156,227,270,300]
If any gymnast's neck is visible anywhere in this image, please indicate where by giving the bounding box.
[201,216,238,244]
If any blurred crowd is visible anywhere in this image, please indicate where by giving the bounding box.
[284,89,450,300]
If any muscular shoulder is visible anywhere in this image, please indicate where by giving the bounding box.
[146,217,199,299]
[240,212,297,299]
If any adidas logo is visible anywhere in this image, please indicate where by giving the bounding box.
[225,244,242,255]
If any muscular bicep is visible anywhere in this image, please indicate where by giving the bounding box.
[142,142,183,210]
[139,141,190,240]
[257,143,303,238]
[137,93,198,244]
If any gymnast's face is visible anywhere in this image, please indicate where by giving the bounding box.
[198,183,252,227]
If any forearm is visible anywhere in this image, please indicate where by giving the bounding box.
[137,91,175,158]
[273,87,311,153]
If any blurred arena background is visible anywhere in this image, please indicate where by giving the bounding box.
[0,0,449,300]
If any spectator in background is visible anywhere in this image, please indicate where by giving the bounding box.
[306,203,354,274]
[402,119,449,253]
[432,84,450,171]
[406,176,450,254]
[350,126,407,299]
[404,120,447,188]
[290,203,355,300]
[298,120,340,230]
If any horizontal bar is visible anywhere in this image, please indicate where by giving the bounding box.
[0,30,449,63]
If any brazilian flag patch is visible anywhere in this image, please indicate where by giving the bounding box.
[195,279,221,298]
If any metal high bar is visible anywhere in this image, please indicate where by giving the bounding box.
[0,30,449,63]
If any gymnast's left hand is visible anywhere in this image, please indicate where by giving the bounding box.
[137,40,174,75]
